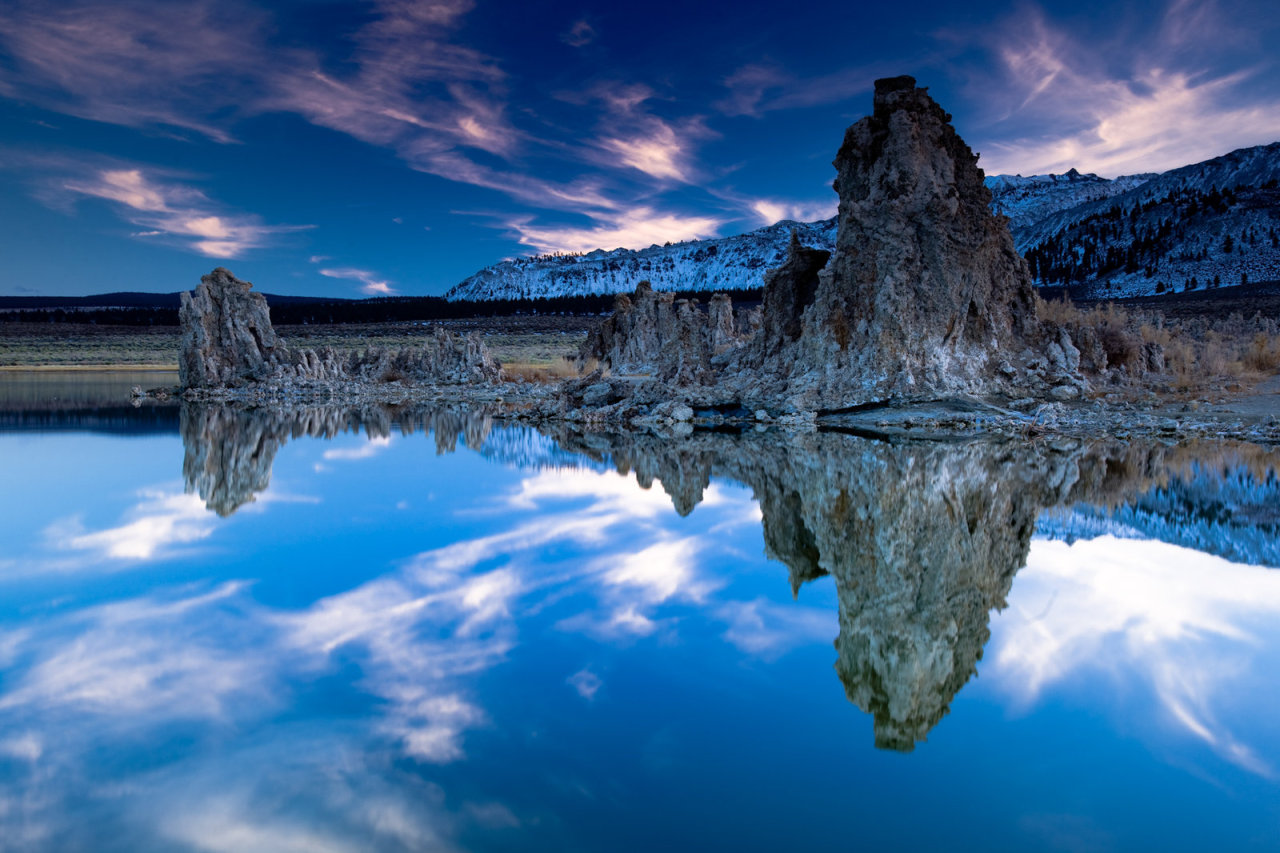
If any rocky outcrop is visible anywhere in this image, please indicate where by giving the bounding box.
[297,329,503,386]
[180,268,503,394]
[755,231,831,360]
[578,281,751,384]
[180,268,289,388]
[575,76,1079,415]
[769,75,1051,405]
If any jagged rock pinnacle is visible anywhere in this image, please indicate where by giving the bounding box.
[576,76,1076,413]
[179,268,288,389]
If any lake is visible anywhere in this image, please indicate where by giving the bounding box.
[1,390,1278,852]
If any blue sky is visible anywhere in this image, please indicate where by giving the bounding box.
[1,0,1278,297]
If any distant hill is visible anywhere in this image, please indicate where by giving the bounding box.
[0,291,339,310]
[1011,143,1280,297]
[986,169,1155,231]
[13,143,1280,310]
[0,288,749,326]
[446,218,837,301]
[447,143,1280,301]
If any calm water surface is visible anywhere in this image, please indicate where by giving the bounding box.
[1,394,1278,852]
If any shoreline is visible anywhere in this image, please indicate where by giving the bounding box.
[0,364,179,372]
[171,380,1280,444]
[3,367,1276,443]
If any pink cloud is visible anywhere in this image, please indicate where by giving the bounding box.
[0,0,265,141]
[318,267,398,296]
[561,20,597,48]
[749,198,836,226]
[572,82,714,184]
[969,2,1280,176]
[62,167,305,258]
[506,207,724,254]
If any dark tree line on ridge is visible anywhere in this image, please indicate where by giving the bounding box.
[1023,180,1280,289]
[0,288,765,327]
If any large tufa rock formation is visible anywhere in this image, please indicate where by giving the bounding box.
[579,76,1077,412]
[180,268,289,388]
[180,268,502,391]
[777,74,1048,404]
[751,231,831,363]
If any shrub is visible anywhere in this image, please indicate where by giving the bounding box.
[1244,333,1280,372]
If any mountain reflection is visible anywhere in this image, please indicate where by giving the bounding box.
[179,402,1280,750]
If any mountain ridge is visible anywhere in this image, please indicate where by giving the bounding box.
[448,142,1280,302]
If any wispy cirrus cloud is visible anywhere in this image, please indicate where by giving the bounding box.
[718,598,834,660]
[0,1,537,200]
[505,207,724,254]
[46,489,214,562]
[0,0,265,142]
[561,19,597,48]
[715,62,891,118]
[417,151,620,214]
[0,581,266,718]
[265,0,518,163]
[749,197,836,226]
[970,1,1280,176]
[318,266,398,296]
[0,0,751,256]
[61,167,305,258]
[577,83,712,184]
[567,668,602,700]
[993,535,1280,778]
[322,435,394,462]
[599,125,692,182]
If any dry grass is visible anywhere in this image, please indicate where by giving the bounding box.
[1244,332,1280,372]
[1036,295,1280,393]
[0,318,592,370]
[502,357,584,384]
[0,324,180,367]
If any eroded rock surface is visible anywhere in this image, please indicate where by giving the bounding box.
[754,231,832,361]
[180,268,503,393]
[574,76,1079,415]
[578,281,751,384]
[789,75,1048,404]
[180,268,289,388]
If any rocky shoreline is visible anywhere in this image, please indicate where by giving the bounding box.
[159,381,1280,444]
[163,76,1277,445]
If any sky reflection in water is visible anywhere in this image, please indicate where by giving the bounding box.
[0,409,1278,852]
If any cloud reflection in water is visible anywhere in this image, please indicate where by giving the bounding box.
[993,535,1280,777]
[4,410,1280,850]
[0,446,784,851]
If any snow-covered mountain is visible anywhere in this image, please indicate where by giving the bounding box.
[447,143,1280,302]
[986,168,1154,231]
[1036,459,1280,569]
[1014,143,1280,296]
[477,424,611,472]
[446,219,835,301]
